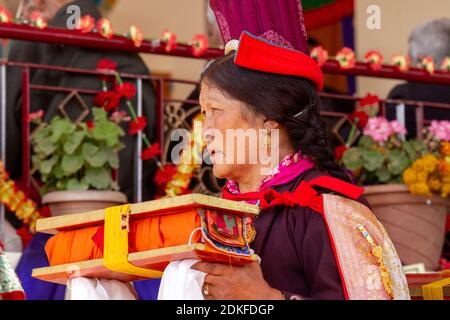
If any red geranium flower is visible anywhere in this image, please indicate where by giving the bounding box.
[349,111,369,129]
[335,145,348,161]
[128,116,147,135]
[28,109,44,123]
[39,206,52,218]
[141,143,161,161]
[359,94,380,107]
[94,91,120,111]
[116,82,137,99]
[96,58,117,71]
[86,120,95,129]
[96,58,117,81]
[155,164,178,186]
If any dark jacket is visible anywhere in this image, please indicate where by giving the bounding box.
[5,0,157,203]
[386,83,450,139]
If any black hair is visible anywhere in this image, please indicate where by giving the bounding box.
[201,53,351,183]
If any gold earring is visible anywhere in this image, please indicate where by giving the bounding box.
[264,128,271,148]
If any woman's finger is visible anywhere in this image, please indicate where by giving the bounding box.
[202,278,221,300]
[203,273,221,286]
[191,261,230,275]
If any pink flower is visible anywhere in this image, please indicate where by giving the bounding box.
[364,51,384,70]
[77,15,95,33]
[392,54,411,72]
[419,56,435,74]
[30,11,47,29]
[311,46,329,67]
[0,6,13,23]
[390,120,407,135]
[428,120,450,141]
[110,111,131,123]
[129,25,144,48]
[335,47,356,69]
[191,34,209,57]
[363,117,394,142]
[161,30,177,52]
[441,57,450,72]
[96,18,113,39]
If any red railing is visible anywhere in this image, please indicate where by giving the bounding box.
[0,23,449,85]
[0,23,449,202]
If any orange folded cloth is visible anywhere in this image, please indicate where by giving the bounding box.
[45,210,201,266]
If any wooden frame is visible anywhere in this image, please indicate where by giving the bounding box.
[33,194,260,284]
[32,243,258,284]
[36,193,259,234]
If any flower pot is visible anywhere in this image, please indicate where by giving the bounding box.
[364,184,449,271]
[42,190,128,217]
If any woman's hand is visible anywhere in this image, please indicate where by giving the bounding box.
[191,261,283,300]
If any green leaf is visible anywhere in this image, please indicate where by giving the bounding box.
[63,130,85,155]
[93,122,125,148]
[86,148,108,168]
[358,135,376,149]
[61,152,84,175]
[362,150,384,172]
[82,142,99,158]
[387,150,411,175]
[85,167,112,190]
[66,178,89,191]
[105,148,119,169]
[92,107,107,121]
[50,117,75,143]
[402,141,417,161]
[31,155,41,171]
[56,179,68,190]
[375,167,391,183]
[52,163,64,179]
[32,126,57,156]
[342,148,363,171]
[40,155,59,175]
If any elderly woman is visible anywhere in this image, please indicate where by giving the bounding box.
[189,24,410,299]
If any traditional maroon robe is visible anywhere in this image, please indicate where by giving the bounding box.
[250,169,370,300]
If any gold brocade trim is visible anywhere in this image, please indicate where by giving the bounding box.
[356,224,394,299]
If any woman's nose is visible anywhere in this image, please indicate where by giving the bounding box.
[203,128,215,145]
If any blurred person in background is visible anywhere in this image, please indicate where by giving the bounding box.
[386,18,450,139]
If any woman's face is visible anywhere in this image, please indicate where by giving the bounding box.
[199,82,265,180]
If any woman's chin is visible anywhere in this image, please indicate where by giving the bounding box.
[212,163,233,180]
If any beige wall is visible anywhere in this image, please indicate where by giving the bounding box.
[108,0,207,99]
[354,0,450,97]
[108,0,450,99]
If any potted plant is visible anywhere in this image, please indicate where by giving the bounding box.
[30,107,127,216]
[338,96,449,271]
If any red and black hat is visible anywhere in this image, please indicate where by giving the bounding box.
[210,0,324,91]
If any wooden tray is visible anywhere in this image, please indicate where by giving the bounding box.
[406,273,450,300]
[33,194,260,284]
[32,243,258,284]
[36,193,260,234]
